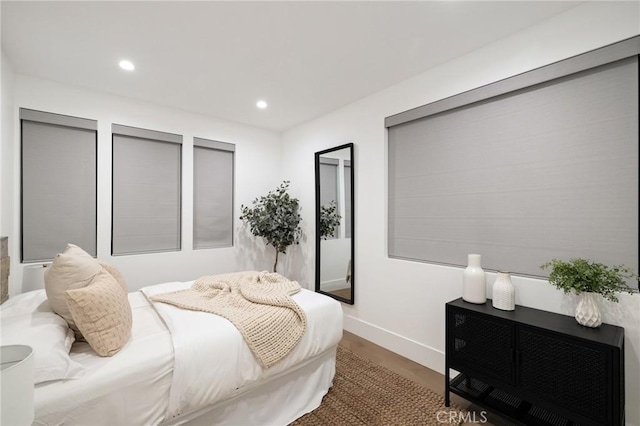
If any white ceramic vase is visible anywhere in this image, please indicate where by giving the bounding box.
[492,271,515,311]
[575,292,602,328]
[462,254,486,304]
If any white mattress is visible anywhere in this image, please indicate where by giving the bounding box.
[33,281,343,425]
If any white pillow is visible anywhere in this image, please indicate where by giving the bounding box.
[44,244,102,337]
[0,289,51,318]
[98,261,128,293]
[0,312,86,384]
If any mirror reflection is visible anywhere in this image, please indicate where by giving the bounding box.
[315,143,354,304]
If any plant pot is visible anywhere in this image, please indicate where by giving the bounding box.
[575,292,602,328]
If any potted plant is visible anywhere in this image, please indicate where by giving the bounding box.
[540,258,638,327]
[319,200,341,240]
[240,181,302,273]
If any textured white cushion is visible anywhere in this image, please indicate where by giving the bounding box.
[44,244,101,336]
[0,312,86,384]
[66,269,132,357]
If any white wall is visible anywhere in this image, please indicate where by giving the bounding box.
[4,74,286,295]
[281,2,640,424]
[320,239,350,288]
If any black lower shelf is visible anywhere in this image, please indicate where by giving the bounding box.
[449,374,582,426]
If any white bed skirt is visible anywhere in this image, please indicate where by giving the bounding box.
[167,347,336,426]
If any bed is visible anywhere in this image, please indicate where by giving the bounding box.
[1,279,343,425]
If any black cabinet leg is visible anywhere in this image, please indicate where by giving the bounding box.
[445,369,450,407]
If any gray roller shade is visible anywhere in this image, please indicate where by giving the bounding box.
[20,110,97,262]
[319,158,339,239]
[344,161,352,239]
[112,125,182,255]
[387,45,639,278]
[319,158,339,209]
[193,138,235,249]
[21,108,97,131]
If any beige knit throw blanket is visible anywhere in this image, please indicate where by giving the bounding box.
[150,271,307,368]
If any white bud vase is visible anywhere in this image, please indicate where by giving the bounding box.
[492,271,515,311]
[575,292,602,328]
[462,254,486,304]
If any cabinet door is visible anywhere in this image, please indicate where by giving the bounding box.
[518,326,609,424]
[449,308,514,385]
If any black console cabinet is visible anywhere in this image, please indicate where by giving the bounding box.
[445,298,625,426]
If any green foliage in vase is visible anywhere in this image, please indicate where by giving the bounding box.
[540,258,638,302]
[239,181,302,272]
[319,200,341,240]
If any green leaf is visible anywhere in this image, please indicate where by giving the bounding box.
[540,258,638,302]
[239,181,302,270]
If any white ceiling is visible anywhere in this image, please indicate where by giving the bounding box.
[1,1,582,132]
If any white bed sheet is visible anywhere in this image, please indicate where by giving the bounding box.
[141,281,343,421]
[32,281,343,425]
[34,292,174,426]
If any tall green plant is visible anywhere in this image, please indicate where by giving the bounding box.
[319,200,341,240]
[240,181,302,272]
[541,258,638,302]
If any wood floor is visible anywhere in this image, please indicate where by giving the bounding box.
[339,331,509,426]
[326,288,352,300]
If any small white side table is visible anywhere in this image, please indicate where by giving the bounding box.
[0,345,35,426]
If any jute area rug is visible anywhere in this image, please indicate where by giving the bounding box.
[291,346,466,426]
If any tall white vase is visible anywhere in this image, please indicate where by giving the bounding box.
[492,271,515,311]
[462,254,486,304]
[575,292,602,328]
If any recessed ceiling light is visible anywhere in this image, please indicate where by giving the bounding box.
[256,100,268,109]
[119,60,135,71]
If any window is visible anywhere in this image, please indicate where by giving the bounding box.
[193,138,235,249]
[112,124,182,255]
[344,160,352,239]
[319,157,339,239]
[386,37,639,277]
[20,109,97,262]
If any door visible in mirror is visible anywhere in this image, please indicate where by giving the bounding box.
[315,143,354,304]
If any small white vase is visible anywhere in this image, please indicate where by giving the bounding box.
[462,254,486,304]
[575,292,602,328]
[492,271,515,311]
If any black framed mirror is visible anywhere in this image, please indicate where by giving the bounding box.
[315,143,354,304]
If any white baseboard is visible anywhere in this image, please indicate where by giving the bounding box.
[320,279,348,291]
[342,314,445,375]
